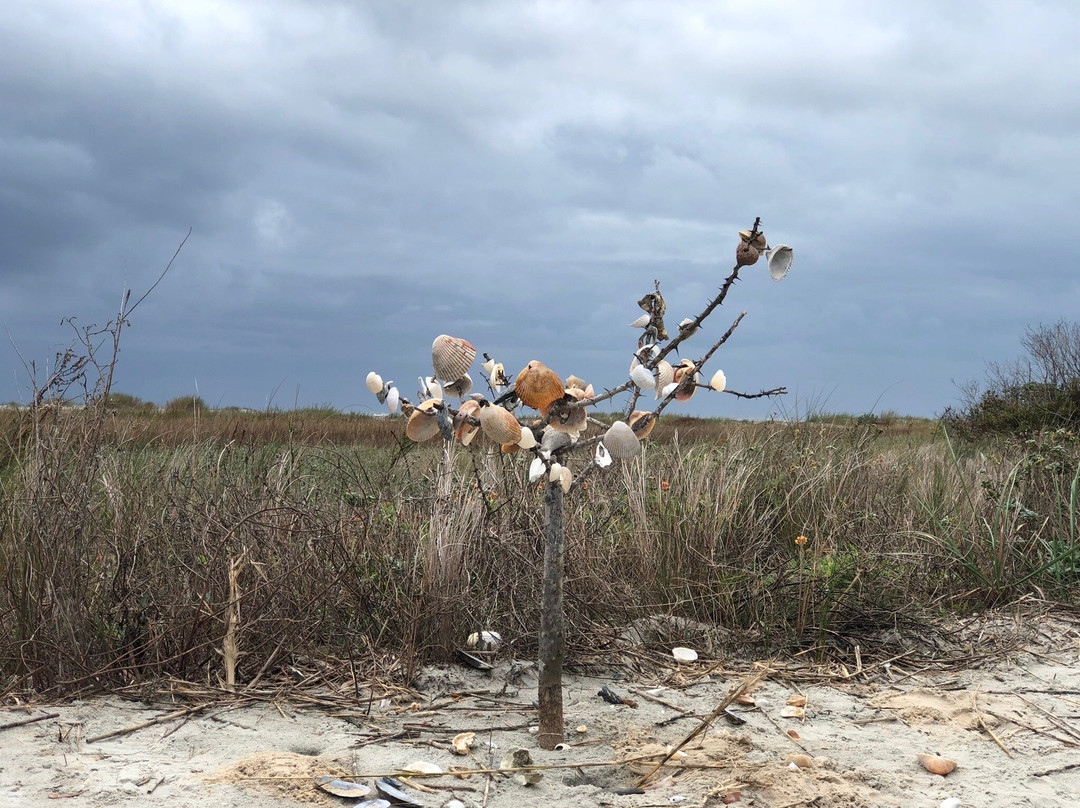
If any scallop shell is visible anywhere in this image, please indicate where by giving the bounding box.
[916,754,957,776]
[766,244,793,282]
[406,399,442,442]
[518,426,538,449]
[501,441,519,454]
[514,361,564,415]
[365,372,384,395]
[736,242,759,267]
[452,732,476,755]
[628,410,656,438]
[675,373,699,402]
[565,374,587,390]
[654,361,674,399]
[710,369,727,392]
[444,373,473,398]
[559,465,572,493]
[455,399,481,444]
[478,403,522,445]
[630,363,656,390]
[548,388,587,435]
[432,335,476,383]
[603,421,641,460]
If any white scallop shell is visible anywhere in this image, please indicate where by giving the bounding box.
[603,420,641,460]
[420,376,443,400]
[386,387,400,414]
[517,427,537,449]
[365,372,383,394]
[710,369,727,392]
[766,244,793,282]
[432,335,477,383]
[631,363,656,390]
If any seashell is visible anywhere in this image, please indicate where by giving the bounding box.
[540,427,572,454]
[576,725,587,734]
[739,229,767,250]
[675,376,699,402]
[785,754,812,769]
[420,376,443,400]
[528,457,546,481]
[466,630,502,651]
[583,383,595,399]
[721,793,742,805]
[916,754,957,776]
[548,462,563,482]
[405,399,442,442]
[518,427,538,449]
[660,381,679,399]
[779,705,805,719]
[491,363,509,393]
[766,244,793,282]
[452,732,476,755]
[594,442,612,467]
[630,313,651,328]
[514,361,564,415]
[603,421,641,460]
[501,441,519,454]
[559,464,572,493]
[673,358,696,380]
[500,748,541,786]
[375,777,419,807]
[630,363,656,390]
[365,372,384,395]
[710,369,727,392]
[432,335,476,383]
[787,730,800,739]
[481,357,495,375]
[628,410,656,438]
[654,361,674,399]
[314,776,371,798]
[386,387,400,414]
[455,399,481,444]
[444,373,473,398]
[735,694,756,706]
[403,761,443,775]
[678,317,699,337]
[565,374,586,390]
[940,799,961,808]
[787,695,807,707]
[547,388,587,436]
[672,647,698,662]
[477,402,522,445]
[736,242,759,267]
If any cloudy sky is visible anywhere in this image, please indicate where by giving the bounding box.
[3,1,1078,418]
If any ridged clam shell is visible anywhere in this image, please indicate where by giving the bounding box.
[365,372,383,394]
[444,373,473,398]
[766,244,793,282]
[515,361,564,415]
[654,361,674,399]
[628,410,656,439]
[736,242,759,267]
[406,399,442,442]
[478,403,522,445]
[432,335,476,383]
[603,420,641,460]
[455,399,481,444]
[916,754,957,776]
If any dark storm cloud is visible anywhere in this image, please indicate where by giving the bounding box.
[2,0,1078,417]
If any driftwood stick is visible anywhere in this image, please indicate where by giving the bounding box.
[972,686,1012,757]
[85,704,210,744]
[0,712,60,732]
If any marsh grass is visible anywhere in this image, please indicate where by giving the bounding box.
[1,405,1077,697]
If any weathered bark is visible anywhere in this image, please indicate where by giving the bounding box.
[537,478,565,750]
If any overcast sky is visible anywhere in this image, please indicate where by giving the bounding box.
[3,1,1078,419]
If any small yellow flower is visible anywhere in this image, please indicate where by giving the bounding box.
[795,535,809,545]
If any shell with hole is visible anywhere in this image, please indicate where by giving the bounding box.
[603,420,641,459]
[628,410,656,439]
[477,402,522,445]
[514,360,564,415]
[916,754,957,776]
[432,335,476,383]
[405,399,443,442]
[766,244,794,282]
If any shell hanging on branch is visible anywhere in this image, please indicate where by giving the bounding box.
[766,244,794,282]
[654,360,674,399]
[444,373,473,398]
[736,242,760,267]
[478,401,522,445]
[365,372,384,395]
[710,369,727,392]
[628,410,656,439]
[455,399,481,445]
[514,360,565,415]
[673,359,699,402]
[432,335,477,383]
[548,388,588,436]
[603,420,642,459]
[406,399,443,442]
[739,229,768,251]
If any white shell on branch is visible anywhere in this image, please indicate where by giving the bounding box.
[365,372,383,394]
[766,244,794,282]
[432,335,477,383]
[603,421,641,459]
[420,376,443,400]
[517,426,537,449]
[630,363,656,390]
[594,442,612,468]
[629,313,650,328]
[386,387,400,414]
[710,369,727,392]
[559,465,573,493]
[478,403,522,445]
[528,457,546,482]
[654,361,674,399]
[444,373,473,398]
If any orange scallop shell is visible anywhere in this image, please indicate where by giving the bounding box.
[432,335,476,383]
[478,403,522,445]
[628,410,656,439]
[514,361,564,415]
[406,399,442,442]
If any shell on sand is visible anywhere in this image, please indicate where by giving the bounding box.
[916,754,957,776]
[785,754,812,769]
[603,420,641,460]
[628,410,656,439]
[515,361,564,415]
[432,335,476,383]
[478,403,522,445]
[406,399,442,442]
[736,242,759,267]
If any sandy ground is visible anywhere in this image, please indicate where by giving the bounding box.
[3,616,1080,808]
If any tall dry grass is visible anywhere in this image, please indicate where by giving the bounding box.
[1,406,1077,697]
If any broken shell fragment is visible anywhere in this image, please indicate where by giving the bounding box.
[710,369,727,392]
[481,357,496,375]
[576,725,588,734]
[779,706,805,719]
[594,442,612,467]
[603,420,642,460]
[365,372,384,395]
[672,647,698,662]
[314,776,371,798]
[786,695,807,707]
[735,694,757,706]
[403,761,443,775]
[785,754,812,769]
[514,361,564,415]
[917,754,958,776]
[421,376,443,400]
[766,244,794,282]
[432,335,477,383]
[478,402,522,445]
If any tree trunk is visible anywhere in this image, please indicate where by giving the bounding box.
[537,478,565,750]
